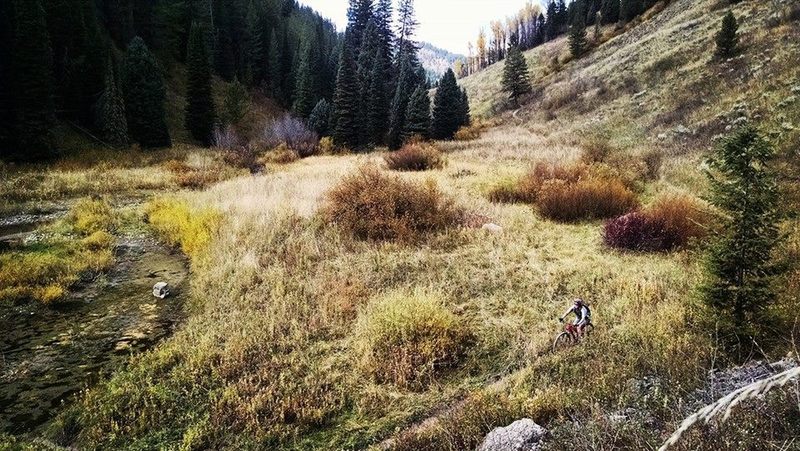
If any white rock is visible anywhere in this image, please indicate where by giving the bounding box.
[675,125,691,135]
[153,282,171,299]
[657,133,668,140]
[478,419,547,451]
[632,90,647,100]
[482,223,504,234]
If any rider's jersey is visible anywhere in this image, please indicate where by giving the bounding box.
[568,305,591,325]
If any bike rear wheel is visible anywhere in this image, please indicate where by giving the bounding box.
[552,332,574,353]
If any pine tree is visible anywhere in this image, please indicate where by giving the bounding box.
[0,0,13,156]
[243,0,268,87]
[365,48,390,145]
[387,56,415,150]
[122,37,171,148]
[431,69,463,140]
[545,1,559,40]
[396,0,420,67]
[221,78,249,127]
[569,12,589,58]
[293,40,320,118]
[347,0,373,51]
[620,0,641,23]
[96,59,129,148]
[715,10,739,58]
[600,0,620,24]
[185,23,216,146]
[403,84,431,141]
[308,98,332,137]
[501,46,532,104]
[458,88,471,128]
[268,28,284,101]
[332,36,360,149]
[703,126,781,338]
[357,20,380,145]
[11,0,56,160]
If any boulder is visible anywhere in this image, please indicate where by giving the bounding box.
[478,419,547,451]
[153,282,170,299]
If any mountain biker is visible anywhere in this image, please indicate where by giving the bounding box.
[559,298,591,338]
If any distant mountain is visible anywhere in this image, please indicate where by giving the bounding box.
[419,42,465,84]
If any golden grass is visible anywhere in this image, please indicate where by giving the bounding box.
[28,0,800,448]
[0,198,116,304]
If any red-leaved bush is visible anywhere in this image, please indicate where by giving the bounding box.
[604,194,711,252]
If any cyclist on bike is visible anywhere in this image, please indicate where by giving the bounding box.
[559,298,591,338]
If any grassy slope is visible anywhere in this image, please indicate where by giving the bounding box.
[14,0,797,449]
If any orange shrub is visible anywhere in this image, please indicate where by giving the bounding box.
[322,166,461,242]
[384,143,446,172]
[537,177,639,222]
[647,193,711,248]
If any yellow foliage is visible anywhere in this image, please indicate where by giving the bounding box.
[354,290,473,388]
[82,230,115,250]
[67,198,115,236]
[145,197,222,262]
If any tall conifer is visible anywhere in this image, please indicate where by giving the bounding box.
[332,36,360,149]
[431,69,462,140]
[501,46,532,104]
[97,59,129,148]
[185,23,216,145]
[387,56,415,150]
[715,10,739,58]
[403,84,431,141]
[11,0,56,160]
[123,37,171,148]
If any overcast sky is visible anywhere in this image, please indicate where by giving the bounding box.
[299,0,541,55]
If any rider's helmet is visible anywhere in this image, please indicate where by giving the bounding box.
[573,298,584,307]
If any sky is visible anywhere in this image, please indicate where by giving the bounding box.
[298,0,540,55]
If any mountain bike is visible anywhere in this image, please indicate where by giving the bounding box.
[552,321,594,353]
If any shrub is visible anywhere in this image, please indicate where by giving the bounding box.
[213,125,243,151]
[67,198,115,236]
[145,197,222,261]
[603,211,667,252]
[604,194,711,252]
[454,121,485,141]
[322,166,461,242]
[260,143,300,165]
[261,114,318,158]
[580,137,615,164]
[384,143,446,172]
[642,149,664,180]
[537,177,639,222]
[82,230,115,250]
[354,290,473,389]
[318,136,335,155]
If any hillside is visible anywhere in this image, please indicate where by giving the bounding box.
[1,0,799,449]
[419,42,465,83]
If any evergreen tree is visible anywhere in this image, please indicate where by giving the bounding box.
[501,46,532,104]
[569,12,589,58]
[357,20,380,145]
[387,56,416,150]
[221,78,249,127]
[431,69,463,140]
[293,40,320,118]
[11,0,56,160]
[96,59,129,148]
[0,0,13,155]
[703,127,781,339]
[185,23,216,146]
[715,10,739,58]
[308,98,332,137]
[403,84,431,141]
[365,48,391,145]
[243,0,268,87]
[268,28,284,101]
[458,88,471,128]
[545,1,560,40]
[332,36,360,149]
[600,0,620,24]
[347,0,373,51]
[620,0,641,23]
[373,0,395,63]
[396,0,420,66]
[122,37,170,148]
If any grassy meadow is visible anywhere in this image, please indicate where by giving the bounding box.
[2,0,798,449]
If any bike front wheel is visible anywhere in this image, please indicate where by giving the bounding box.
[552,332,574,353]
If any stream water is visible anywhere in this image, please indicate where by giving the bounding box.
[0,233,189,435]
